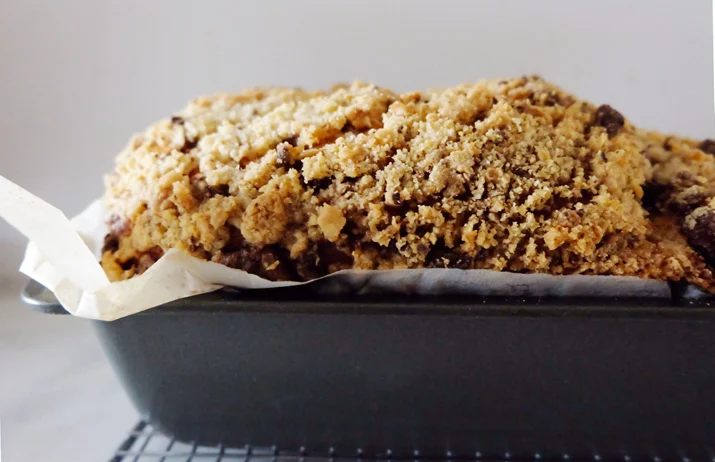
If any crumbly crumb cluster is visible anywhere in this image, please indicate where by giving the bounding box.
[635,130,715,279]
[101,76,714,292]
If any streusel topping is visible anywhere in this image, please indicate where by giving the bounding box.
[101,77,713,292]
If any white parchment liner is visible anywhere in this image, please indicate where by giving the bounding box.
[0,175,669,321]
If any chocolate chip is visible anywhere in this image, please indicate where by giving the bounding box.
[683,208,715,267]
[455,184,473,201]
[669,191,710,215]
[415,224,433,236]
[641,182,670,213]
[102,234,120,253]
[308,178,332,192]
[663,137,672,151]
[385,200,417,216]
[180,138,198,153]
[221,226,244,251]
[102,216,132,253]
[188,167,201,179]
[559,95,575,108]
[391,192,401,205]
[292,239,355,280]
[512,166,529,177]
[147,246,164,260]
[119,258,137,271]
[219,227,263,275]
[470,110,489,124]
[543,93,560,107]
[543,92,573,108]
[423,196,439,206]
[170,116,185,125]
[359,241,399,261]
[341,121,355,133]
[425,241,473,269]
[218,226,297,281]
[206,184,230,197]
[699,139,715,155]
[343,223,365,246]
[593,104,625,138]
[294,252,324,281]
[219,249,261,275]
[260,247,297,281]
[317,240,354,269]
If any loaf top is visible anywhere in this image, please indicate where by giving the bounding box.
[101,76,714,292]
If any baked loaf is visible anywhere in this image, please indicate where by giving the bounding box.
[101,76,715,292]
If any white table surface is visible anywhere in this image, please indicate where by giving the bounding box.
[0,236,138,462]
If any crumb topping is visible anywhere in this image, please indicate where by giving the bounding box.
[100,77,714,292]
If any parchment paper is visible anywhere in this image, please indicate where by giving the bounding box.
[0,175,670,321]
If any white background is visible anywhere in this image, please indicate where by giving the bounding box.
[0,1,712,461]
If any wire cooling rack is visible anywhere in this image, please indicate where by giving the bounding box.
[110,421,709,462]
[110,421,286,461]
[110,421,376,462]
[110,421,513,462]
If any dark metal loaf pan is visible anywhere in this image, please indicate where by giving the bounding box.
[22,280,715,460]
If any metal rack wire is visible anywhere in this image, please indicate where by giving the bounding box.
[110,421,509,462]
[110,421,708,462]
[110,421,255,461]
[110,421,349,461]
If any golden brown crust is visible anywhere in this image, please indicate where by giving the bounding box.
[100,76,714,292]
